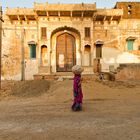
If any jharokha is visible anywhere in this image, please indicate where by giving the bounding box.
[1,2,140,80]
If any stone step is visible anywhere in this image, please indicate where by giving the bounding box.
[38,66,50,73]
[34,73,96,80]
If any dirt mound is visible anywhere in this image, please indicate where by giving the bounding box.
[101,80,140,88]
[11,80,50,97]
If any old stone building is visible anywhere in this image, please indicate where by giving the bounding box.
[1,2,140,80]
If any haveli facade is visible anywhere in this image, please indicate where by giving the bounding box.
[2,2,140,80]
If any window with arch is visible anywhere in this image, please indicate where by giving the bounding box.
[126,37,136,51]
[127,40,134,51]
[84,45,91,53]
[28,44,36,59]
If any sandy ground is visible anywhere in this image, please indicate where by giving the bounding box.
[0,79,140,140]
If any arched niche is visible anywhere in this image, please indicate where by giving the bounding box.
[41,45,48,66]
[83,45,91,66]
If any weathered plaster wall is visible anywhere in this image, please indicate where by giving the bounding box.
[101,47,120,72]
[2,18,39,80]
[101,47,140,72]
[25,59,38,80]
[2,24,21,80]
[93,18,140,72]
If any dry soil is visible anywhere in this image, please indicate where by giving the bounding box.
[0,79,140,140]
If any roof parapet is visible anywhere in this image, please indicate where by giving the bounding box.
[95,9,123,16]
[6,7,35,16]
[34,2,96,11]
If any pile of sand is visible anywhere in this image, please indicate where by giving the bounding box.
[11,80,50,97]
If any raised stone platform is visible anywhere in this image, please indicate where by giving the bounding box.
[34,72,96,80]
[115,63,140,81]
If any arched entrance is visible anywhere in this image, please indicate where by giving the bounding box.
[41,45,48,66]
[56,33,76,72]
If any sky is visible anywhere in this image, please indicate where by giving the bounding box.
[1,0,140,12]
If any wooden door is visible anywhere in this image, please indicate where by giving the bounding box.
[96,44,102,58]
[56,33,76,72]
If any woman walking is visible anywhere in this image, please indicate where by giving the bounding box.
[71,65,84,111]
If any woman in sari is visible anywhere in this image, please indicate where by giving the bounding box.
[71,65,84,111]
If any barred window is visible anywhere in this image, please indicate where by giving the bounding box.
[85,27,90,38]
[41,27,47,39]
